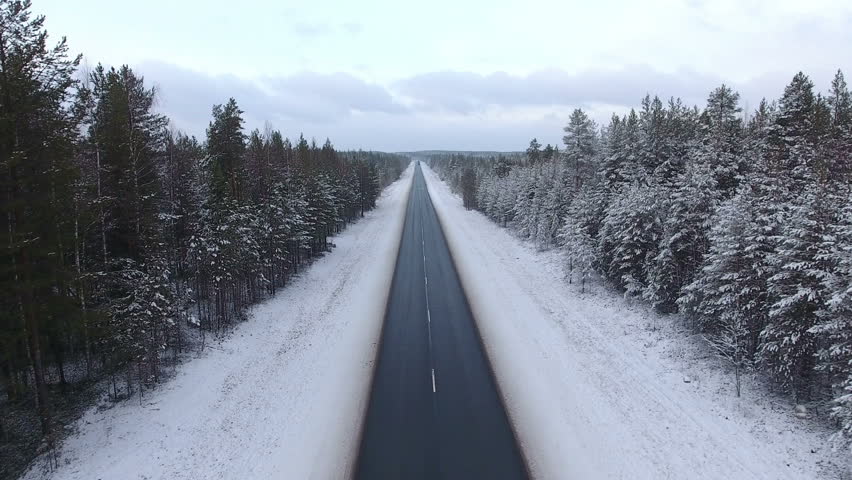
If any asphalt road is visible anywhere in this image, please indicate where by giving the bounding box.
[355,162,528,480]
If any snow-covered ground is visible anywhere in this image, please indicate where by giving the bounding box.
[422,163,850,480]
[21,159,849,480]
[23,165,413,480]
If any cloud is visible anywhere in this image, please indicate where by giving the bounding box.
[138,61,407,138]
[394,67,728,114]
[136,60,846,151]
[393,66,852,119]
[291,21,364,38]
[266,72,406,116]
[341,22,362,35]
[138,59,574,150]
[291,23,333,37]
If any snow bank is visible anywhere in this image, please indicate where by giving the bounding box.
[24,164,414,480]
[421,163,846,480]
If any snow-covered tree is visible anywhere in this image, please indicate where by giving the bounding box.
[810,195,852,447]
[760,183,837,400]
[563,108,598,190]
[699,85,744,194]
[526,138,542,165]
[645,162,718,312]
[599,182,665,296]
[559,216,596,292]
[426,70,852,445]
[707,319,753,397]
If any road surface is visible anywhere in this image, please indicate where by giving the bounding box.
[355,162,528,479]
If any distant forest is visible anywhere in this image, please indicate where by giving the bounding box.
[430,70,852,447]
[0,1,406,475]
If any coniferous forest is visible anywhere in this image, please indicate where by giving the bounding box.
[0,1,406,475]
[4,0,852,476]
[430,73,852,447]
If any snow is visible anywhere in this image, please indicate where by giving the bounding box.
[421,163,849,480]
[23,164,413,480]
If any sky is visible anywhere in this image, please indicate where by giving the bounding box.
[38,0,852,152]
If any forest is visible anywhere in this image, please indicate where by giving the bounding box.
[429,70,852,447]
[0,1,407,475]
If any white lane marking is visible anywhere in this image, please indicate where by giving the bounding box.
[421,188,436,394]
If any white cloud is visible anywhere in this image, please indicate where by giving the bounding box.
[39,0,852,150]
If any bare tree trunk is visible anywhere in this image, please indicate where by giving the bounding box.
[93,132,108,266]
[23,276,51,435]
[73,196,93,376]
[0,357,14,402]
[6,173,52,435]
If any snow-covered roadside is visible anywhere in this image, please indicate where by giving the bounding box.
[421,163,848,480]
[23,164,413,480]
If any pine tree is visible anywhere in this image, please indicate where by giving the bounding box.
[244,128,269,204]
[810,195,852,446]
[643,87,743,313]
[638,95,667,177]
[768,72,817,191]
[761,183,838,401]
[460,167,477,209]
[600,114,626,190]
[0,0,81,435]
[90,65,168,262]
[562,108,598,190]
[207,98,246,202]
[161,131,203,278]
[404,74,852,443]
[698,85,743,194]
[494,154,512,178]
[645,162,718,312]
[599,182,664,296]
[826,70,852,179]
[679,187,763,358]
[526,138,542,165]
[655,97,699,182]
[619,109,644,183]
[537,166,570,248]
[559,180,604,293]
[79,64,173,397]
[512,167,540,240]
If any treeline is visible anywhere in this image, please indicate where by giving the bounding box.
[0,0,406,472]
[430,71,852,445]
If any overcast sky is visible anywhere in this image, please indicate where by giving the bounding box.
[38,0,852,151]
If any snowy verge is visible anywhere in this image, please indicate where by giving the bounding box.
[23,164,413,480]
[421,163,847,480]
